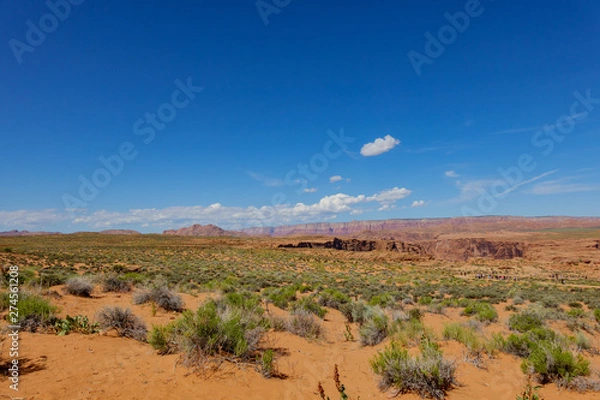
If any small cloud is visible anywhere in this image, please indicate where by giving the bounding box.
[445,170,459,178]
[303,187,318,193]
[411,200,426,208]
[329,175,343,183]
[360,135,400,157]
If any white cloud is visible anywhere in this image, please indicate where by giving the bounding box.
[411,200,425,208]
[366,187,412,205]
[445,170,459,178]
[1,186,414,231]
[303,187,318,193]
[329,175,343,183]
[0,209,68,229]
[360,135,400,157]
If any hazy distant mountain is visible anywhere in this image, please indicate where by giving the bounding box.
[99,229,141,235]
[240,216,600,237]
[163,224,245,237]
[0,230,62,237]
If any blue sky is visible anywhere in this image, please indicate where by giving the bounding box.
[1,0,599,233]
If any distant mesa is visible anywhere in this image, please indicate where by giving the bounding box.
[99,229,141,235]
[163,224,245,237]
[0,229,61,237]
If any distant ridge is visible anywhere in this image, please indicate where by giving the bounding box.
[0,229,62,237]
[99,229,141,235]
[163,224,245,237]
[240,216,600,237]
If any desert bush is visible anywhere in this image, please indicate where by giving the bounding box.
[64,277,94,297]
[569,302,583,308]
[101,275,131,293]
[509,311,545,333]
[395,318,436,347]
[33,270,70,287]
[428,303,446,315]
[408,308,423,322]
[291,296,327,319]
[371,341,457,399]
[263,285,297,309]
[340,300,369,324]
[418,295,433,305]
[521,340,590,384]
[97,307,147,341]
[539,296,559,309]
[287,309,323,340]
[149,297,266,364]
[315,288,350,309]
[133,286,184,312]
[594,309,600,323]
[258,349,276,378]
[402,297,415,305]
[573,332,592,352]
[54,315,99,335]
[2,292,57,332]
[442,322,499,366]
[359,307,389,346]
[513,296,525,305]
[269,315,287,332]
[462,302,497,323]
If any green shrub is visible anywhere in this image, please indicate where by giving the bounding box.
[359,307,389,346]
[55,315,99,335]
[566,308,586,319]
[509,312,544,333]
[462,302,497,323]
[2,292,57,332]
[395,318,436,347]
[97,307,147,341]
[149,298,266,365]
[418,296,433,306]
[291,297,327,319]
[263,285,298,309]
[340,300,368,324]
[442,322,499,365]
[594,309,600,323]
[370,341,456,399]
[258,349,276,378]
[315,288,350,309]
[522,341,590,384]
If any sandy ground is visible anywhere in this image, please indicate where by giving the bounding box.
[1,289,599,400]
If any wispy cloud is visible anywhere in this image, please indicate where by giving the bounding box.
[246,171,285,187]
[329,175,343,183]
[303,187,318,193]
[445,170,460,178]
[527,179,600,195]
[487,113,588,136]
[360,135,400,156]
[448,170,559,204]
